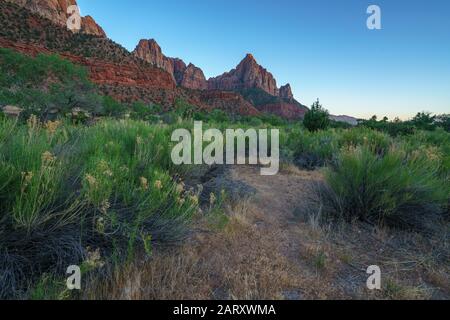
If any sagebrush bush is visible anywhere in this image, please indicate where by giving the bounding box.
[338,127,392,155]
[319,146,448,229]
[401,128,450,175]
[287,129,338,169]
[0,118,197,298]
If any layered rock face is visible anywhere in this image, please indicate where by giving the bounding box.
[5,0,106,37]
[81,15,106,37]
[133,39,208,90]
[133,39,174,76]
[259,102,307,119]
[171,58,187,84]
[180,63,208,90]
[0,38,175,91]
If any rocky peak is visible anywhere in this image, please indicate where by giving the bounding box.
[5,0,75,25]
[132,39,175,78]
[279,84,294,100]
[208,54,280,96]
[133,39,208,90]
[5,0,106,37]
[170,58,187,84]
[79,15,106,37]
[180,63,208,90]
[242,53,256,64]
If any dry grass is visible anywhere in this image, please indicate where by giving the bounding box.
[293,215,449,300]
[82,166,449,300]
[83,200,304,300]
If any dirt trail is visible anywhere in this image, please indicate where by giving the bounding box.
[229,166,321,261]
[227,166,449,300]
[230,166,320,219]
[226,165,348,299]
[86,165,448,300]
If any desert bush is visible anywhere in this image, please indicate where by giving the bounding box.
[287,129,338,169]
[102,96,127,117]
[130,101,158,121]
[400,128,450,176]
[0,118,197,298]
[174,98,196,119]
[338,127,392,155]
[319,146,448,230]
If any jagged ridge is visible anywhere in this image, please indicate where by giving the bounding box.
[0,0,308,119]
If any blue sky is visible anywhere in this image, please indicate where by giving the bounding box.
[77,0,450,119]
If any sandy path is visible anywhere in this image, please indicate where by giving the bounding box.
[227,166,340,299]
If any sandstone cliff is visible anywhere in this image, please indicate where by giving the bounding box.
[5,0,106,37]
[133,39,174,76]
[180,63,208,90]
[132,39,208,91]
[279,84,294,100]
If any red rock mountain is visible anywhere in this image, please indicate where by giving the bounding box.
[180,64,208,90]
[79,15,106,37]
[208,54,293,100]
[4,0,106,37]
[133,39,174,76]
[279,84,294,100]
[208,54,277,96]
[132,39,208,90]
[0,0,308,119]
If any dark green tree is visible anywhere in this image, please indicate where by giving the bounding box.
[412,112,436,131]
[303,99,330,132]
[436,114,450,132]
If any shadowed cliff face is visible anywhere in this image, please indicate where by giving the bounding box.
[4,0,106,37]
[180,63,208,90]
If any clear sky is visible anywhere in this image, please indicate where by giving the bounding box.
[77,0,450,120]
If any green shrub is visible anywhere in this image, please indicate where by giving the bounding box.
[174,98,196,119]
[130,101,161,121]
[303,99,330,132]
[287,129,338,169]
[0,118,197,298]
[102,96,126,117]
[319,146,448,229]
[436,114,450,132]
[0,48,101,119]
[338,127,392,155]
[412,112,436,131]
